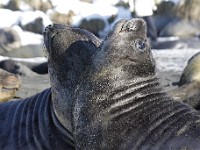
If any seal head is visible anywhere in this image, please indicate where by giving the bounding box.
[43,23,101,132]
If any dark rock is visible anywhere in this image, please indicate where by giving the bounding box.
[3,0,20,11]
[20,17,44,34]
[154,15,177,35]
[32,62,48,74]
[0,27,21,54]
[108,14,117,24]
[115,1,129,9]
[155,1,176,16]
[0,59,38,76]
[78,17,106,37]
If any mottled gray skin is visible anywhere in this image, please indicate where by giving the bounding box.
[73,19,200,149]
[43,23,101,133]
[0,24,101,149]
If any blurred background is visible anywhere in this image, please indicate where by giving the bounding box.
[0,0,200,103]
[0,0,200,57]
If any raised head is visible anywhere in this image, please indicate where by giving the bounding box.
[43,23,101,131]
[91,18,156,86]
[105,18,155,76]
[73,18,158,149]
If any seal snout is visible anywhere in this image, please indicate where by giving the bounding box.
[43,23,69,53]
[43,24,69,39]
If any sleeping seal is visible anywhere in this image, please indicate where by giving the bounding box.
[73,18,200,149]
[0,24,100,149]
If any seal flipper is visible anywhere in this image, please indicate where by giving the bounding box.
[43,24,101,133]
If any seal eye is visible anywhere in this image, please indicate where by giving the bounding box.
[135,40,145,51]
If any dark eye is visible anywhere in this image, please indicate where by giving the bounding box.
[135,40,145,51]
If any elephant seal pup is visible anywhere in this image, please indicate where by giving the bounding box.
[0,24,101,149]
[73,18,200,150]
[43,23,101,132]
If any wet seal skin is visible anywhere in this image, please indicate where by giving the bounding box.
[73,18,200,150]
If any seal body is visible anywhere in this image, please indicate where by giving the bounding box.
[73,19,200,149]
[0,88,74,150]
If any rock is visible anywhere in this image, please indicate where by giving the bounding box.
[78,17,106,37]
[0,68,21,102]
[0,27,21,54]
[3,0,20,11]
[1,28,44,58]
[154,15,176,35]
[15,74,50,99]
[168,81,200,111]
[79,0,93,3]
[179,51,200,86]
[0,59,39,76]
[1,44,44,58]
[49,10,75,25]
[152,37,200,49]
[159,19,200,37]
[168,52,200,110]
[31,62,48,74]
[175,0,200,22]
[153,1,177,34]
[20,17,44,34]
[155,1,176,16]
[19,10,52,34]
[27,0,53,12]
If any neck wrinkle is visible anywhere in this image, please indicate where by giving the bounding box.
[109,74,160,101]
[102,75,164,118]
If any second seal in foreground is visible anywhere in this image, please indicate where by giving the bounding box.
[73,18,200,150]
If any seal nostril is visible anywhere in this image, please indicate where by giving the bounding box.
[44,25,52,32]
[135,40,145,51]
[129,25,137,31]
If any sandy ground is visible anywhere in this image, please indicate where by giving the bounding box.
[15,74,50,99]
